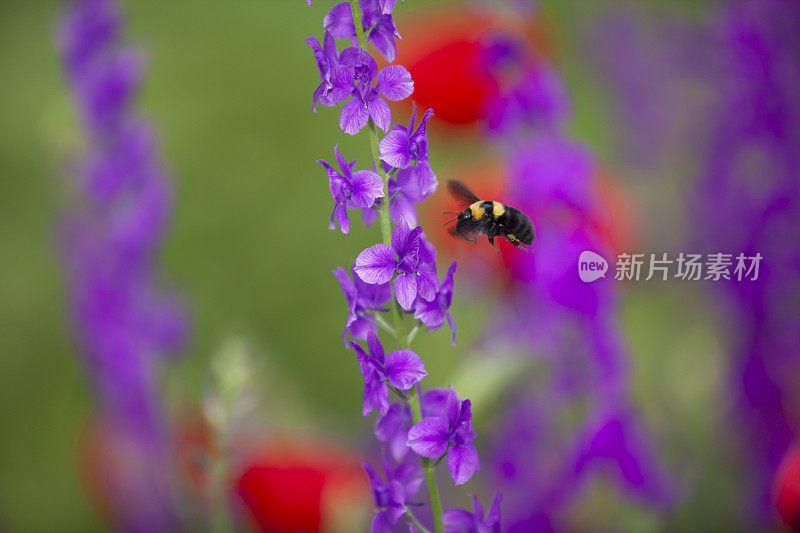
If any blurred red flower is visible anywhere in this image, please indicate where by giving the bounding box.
[776,441,800,531]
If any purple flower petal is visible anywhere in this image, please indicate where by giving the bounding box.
[385,349,427,390]
[329,64,356,103]
[391,218,412,255]
[349,315,377,340]
[333,143,351,180]
[447,442,480,485]
[413,299,444,329]
[375,403,410,461]
[416,161,438,196]
[417,231,437,265]
[376,65,414,101]
[324,2,356,39]
[385,480,407,524]
[362,205,380,226]
[407,416,449,458]
[367,330,385,364]
[355,243,397,284]
[445,386,460,428]
[368,96,392,133]
[389,194,417,227]
[446,312,457,347]
[349,170,385,208]
[369,23,398,63]
[340,97,369,135]
[443,509,474,531]
[379,129,412,169]
[416,264,438,301]
[394,273,418,310]
[371,510,393,533]
[485,492,502,527]
[364,377,390,416]
[335,202,350,234]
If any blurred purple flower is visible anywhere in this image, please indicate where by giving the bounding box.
[376,402,413,461]
[414,261,457,346]
[58,0,188,530]
[354,219,438,310]
[486,63,570,136]
[317,143,384,234]
[465,21,678,528]
[693,0,800,523]
[407,386,480,485]
[350,331,427,416]
[380,105,438,195]
[364,453,423,533]
[443,493,502,533]
[332,265,391,343]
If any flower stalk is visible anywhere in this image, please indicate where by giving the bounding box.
[346,1,445,530]
[308,0,484,530]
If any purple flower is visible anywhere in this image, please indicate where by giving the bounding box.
[486,64,570,136]
[317,144,384,234]
[334,47,413,134]
[414,261,457,346]
[364,454,423,533]
[324,1,403,62]
[354,219,438,310]
[443,493,503,533]
[306,31,353,112]
[363,165,431,228]
[407,386,480,485]
[58,0,188,530]
[333,265,391,343]
[350,332,427,416]
[379,105,438,195]
[375,402,413,460]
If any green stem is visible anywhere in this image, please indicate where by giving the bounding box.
[407,511,432,533]
[348,3,445,531]
[372,312,397,338]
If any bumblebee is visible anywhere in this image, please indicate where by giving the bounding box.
[442,180,535,253]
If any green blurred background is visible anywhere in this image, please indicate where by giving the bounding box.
[0,0,732,530]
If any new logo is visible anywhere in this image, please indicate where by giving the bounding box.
[578,251,608,283]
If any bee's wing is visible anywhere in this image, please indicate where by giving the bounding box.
[447,180,480,205]
[448,219,479,242]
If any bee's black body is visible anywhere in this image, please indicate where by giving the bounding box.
[443,181,535,252]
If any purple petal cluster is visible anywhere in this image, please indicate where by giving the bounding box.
[324,1,403,62]
[58,0,187,530]
[355,220,439,310]
[318,144,384,234]
[414,261,457,346]
[364,454,423,533]
[307,36,414,134]
[443,493,503,533]
[351,332,427,416]
[340,48,414,134]
[375,389,452,462]
[407,387,480,485]
[333,265,391,342]
[362,165,434,228]
[380,105,438,195]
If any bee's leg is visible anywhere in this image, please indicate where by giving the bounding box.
[487,227,501,255]
[511,240,534,253]
[487,236,501,255]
